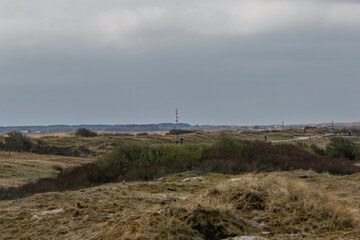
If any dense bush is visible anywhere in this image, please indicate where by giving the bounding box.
[97,143,204,169]
[325,137,359,160]
[202,140,358,175]
[75,128,98,137]
[3,131,33,152]
[213,134,244,152]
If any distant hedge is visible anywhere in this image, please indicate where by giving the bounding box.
[75,128,98,137]
[169,129,195,135]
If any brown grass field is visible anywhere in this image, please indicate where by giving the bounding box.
[0,151,93,188]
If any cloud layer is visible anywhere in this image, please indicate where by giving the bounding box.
[1,0,360,50]
[1,0,360,126]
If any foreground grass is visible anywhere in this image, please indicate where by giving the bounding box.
[1,170,359,239]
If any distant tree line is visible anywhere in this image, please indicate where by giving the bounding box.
[0,128,98,156]
[168,129,195,135]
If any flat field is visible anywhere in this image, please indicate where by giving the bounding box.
[0,151,92,188]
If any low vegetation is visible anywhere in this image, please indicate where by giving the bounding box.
[1,135,359,200]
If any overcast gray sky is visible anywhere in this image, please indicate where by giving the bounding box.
[1,0,360,126]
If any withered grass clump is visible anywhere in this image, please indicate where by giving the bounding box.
[118,205,257,240]
[163,205,256,240]
[209,175,360,232]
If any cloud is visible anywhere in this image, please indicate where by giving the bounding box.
[0,0,360,50]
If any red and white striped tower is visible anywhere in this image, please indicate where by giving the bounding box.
[175,108,178,124]
[175,109,179,143]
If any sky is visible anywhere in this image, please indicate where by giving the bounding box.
[1,0,360,126]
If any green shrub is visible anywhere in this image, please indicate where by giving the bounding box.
[213,134,244,152]
[75,128,97,137]
[95,143,205,180]
[97,143,204,169]
[325,137,359,160]
[309,144,325,155]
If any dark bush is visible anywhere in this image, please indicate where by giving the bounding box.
[97,143,204,169]
[136,132,149,136]
[75,128,97,137]
[169,129,195,135]
[4,131,33,152]
[33,145,96,157]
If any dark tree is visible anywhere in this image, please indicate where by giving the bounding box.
[75,128,98,137]
[5,131,33,154]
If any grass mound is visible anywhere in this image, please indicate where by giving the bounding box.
[90,173,360,239]
[163,205,255,240]
[99,201,257,240]
[208,175,360,234]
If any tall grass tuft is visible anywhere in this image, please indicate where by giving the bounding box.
[209,175,360,230]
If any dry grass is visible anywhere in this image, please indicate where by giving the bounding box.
[208,175,359,233]
[1,171,360,239]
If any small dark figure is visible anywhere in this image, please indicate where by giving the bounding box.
[264,136,267,142]
[349,132,352,136]
[180,138,184,144]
